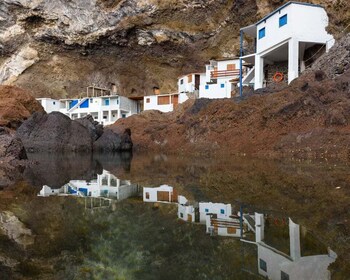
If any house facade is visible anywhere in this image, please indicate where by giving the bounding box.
[143,185,178,203]
[199,202,232,224]
[143,92,189,113]
[199,59,241,99]
[239,1,335,92]
[178,73,206,97]
[37,86,141,126]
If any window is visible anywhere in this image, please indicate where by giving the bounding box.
[258,27,265,39]
[122,114,126,118]
[90,98,93,103]
[205,208,209,213]
[281,271,290,280]
[205,85,209,90]
[146,98,150,103]
[220,209,225,214]
[227,64,236,70]
[103,116,107,119]
[188,75,192,83]
[157,96,170,105]
[104,99,110,106]
[220,84,225,88]
[53,101,56,105]
[180,79,184,85]
[279,14,287,27]
[180,213,184,218]
[259,259,267,272]
[146,192,150,199]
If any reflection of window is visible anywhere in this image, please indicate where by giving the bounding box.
[279,14,287,27]
[110,178,117,187]
[102,177,108,185]
[205,208,209,213]
[146,192,150,199]
[220,209,225,214]
[281,271,289,280]
[259,259,267,272]
[258,27,265,39]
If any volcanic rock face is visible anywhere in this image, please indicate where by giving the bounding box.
[16,111,133,153]
[0,0,348,98]
[0,85,44,129]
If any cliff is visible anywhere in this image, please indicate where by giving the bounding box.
[0,0,349,98]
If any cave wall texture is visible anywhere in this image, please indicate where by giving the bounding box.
[0,0,349,98]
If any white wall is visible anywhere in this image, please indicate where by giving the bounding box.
[143,93,189,113]
[143,185,173,203]
[199,82,232,99]
[178,204,196,222]
[199,202,232,224]
[37,98,61,113]
[256,4,334,54]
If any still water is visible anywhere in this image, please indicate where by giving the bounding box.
[0,153,349,279]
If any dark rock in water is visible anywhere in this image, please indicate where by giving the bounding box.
[93,128,132,152]
[75,115,104,141]
[16,111,93,153]
[0,127,27,160]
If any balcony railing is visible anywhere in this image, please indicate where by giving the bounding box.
[210,70,240,78]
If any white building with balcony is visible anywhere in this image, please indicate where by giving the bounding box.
[37,86,141,126]
[239,1,335,92]
[199,59,241,99]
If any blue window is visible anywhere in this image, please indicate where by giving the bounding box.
[220,209,225,214]
[90,98,93,103]
[205,208,209,213]
[220,84,225,88]
[279,14,287,27]
[259,259,267,272]
[258,27,265,39]
[104,99,110,106]
[205,85,209,90]
[53,101,56,105]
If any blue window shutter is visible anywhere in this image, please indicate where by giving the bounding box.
[279,14,287,27]
[220,209,225,214]
[105,99,110,106]
[205,208,209,213]
[258,27,265,39]
[221,84,225,88]
[205,85,209,90]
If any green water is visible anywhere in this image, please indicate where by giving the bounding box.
[0,153,349,279]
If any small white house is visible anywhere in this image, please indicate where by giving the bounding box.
[199,59,241,99]
[240,1,335,91]
[254,213,337,280]
[143,92,189,113]
[143,185,178,203]
[205,213,243,237]
[37,86,141,126]
[178,73,206,96]
[199,202,232,224]
[177,195,198,222]
[38,170,141,201]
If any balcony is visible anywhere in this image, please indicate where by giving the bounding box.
[210,70,240,79]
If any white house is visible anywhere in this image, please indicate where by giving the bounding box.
[143,185,178,203]
[37,86,141,126]
[254,213,337,280]
[198,202,232,224]
[239,1,335,92]
[199,59,242,99]
[177,195,198,222]
[143,92,189,113]
[205,213,243,237]
[178,73,206,97]
[38,170,141,200]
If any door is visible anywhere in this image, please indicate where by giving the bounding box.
[187,214,192,222]
[195,75,200,90]
[157,191,170,202]
[172,95,179,107]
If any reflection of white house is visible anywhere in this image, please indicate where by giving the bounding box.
[143,185,178,203]
[199,59,241,99]
[38,170,141,201]
[178,73,206,96]
[254,213,337,280]
[177,195,198,222]
[199,202,232,224]
[240,2,335,92]
[205,213,243,237]
[143,93,189,113]
[37,86,141,126]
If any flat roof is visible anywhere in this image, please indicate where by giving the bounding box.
[256,1,323,25]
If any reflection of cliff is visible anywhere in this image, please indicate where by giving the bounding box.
[254,214,337,280]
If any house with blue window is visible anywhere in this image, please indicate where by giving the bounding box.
[37,85,141,126]
[199,58,243,99]
[198,202,232,224]
[239,1,335,91]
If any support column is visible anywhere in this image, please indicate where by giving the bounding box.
[255,213,265,243]
[254,55,264,90]
[289,218,301,261]
[288,38,299,84]
[108,110,112,123]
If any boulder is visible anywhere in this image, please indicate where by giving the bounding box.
[75,114,104,141]
[0,85,44,129]
[93,128,133,152]
[0,127,27,160]
[16,111,93,153]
